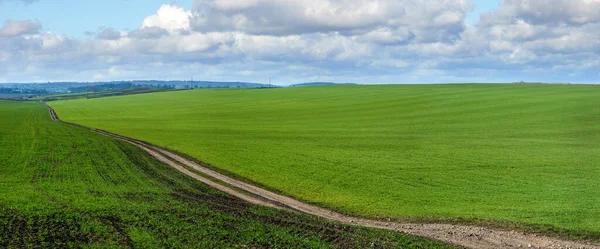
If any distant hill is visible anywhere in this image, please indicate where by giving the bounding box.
[0,80,277,93]
[183,81,277,89]
[289,82,358,87]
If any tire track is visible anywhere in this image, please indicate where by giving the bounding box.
[45,103,59,121]
[44,103,599,249]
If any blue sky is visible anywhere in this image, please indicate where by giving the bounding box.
[0,0,598,84]
[0,0,194,38]
[466,0,500,25]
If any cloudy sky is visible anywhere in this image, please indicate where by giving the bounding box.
[0,0,598,84]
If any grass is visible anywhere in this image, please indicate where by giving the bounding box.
[49,84,600,235]
[0,100,455,248]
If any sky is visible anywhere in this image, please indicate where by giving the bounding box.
[465,0,500,25]
[0,0,598,85]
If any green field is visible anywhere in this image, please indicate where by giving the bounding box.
[50,84,600,234]
[0,100,455,248]
[30,88,176,102]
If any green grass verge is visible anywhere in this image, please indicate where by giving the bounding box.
[0,100,455,248]
[49,84,600,236]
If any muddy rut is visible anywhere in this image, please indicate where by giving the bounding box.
[45,104,599,249]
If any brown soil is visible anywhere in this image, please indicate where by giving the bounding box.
[45,104,600,249]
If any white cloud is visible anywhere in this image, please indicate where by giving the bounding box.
[142,4,191,32]
[362,27,413,44]
[475,0,600,70]
[191,0,469,39]
[96,28,122,40]
[210,0,259,10]
[435,11,463,26]
[39,33,66,49]
[0,19,41,37]
[480,0,600,26]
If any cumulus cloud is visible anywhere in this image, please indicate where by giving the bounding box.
[0,19,41,37]
[475,0,600,67]
[142,4,191,32]
[96,28,122,40]
[480,0,600,26]
[191,0,469,39]
[0,0,599,84]
[128,27,170,39]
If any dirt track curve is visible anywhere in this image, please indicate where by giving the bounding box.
[45,103,599,249]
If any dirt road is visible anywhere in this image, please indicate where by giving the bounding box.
[45,104,599,249]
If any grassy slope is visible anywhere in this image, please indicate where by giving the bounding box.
[50,84,600,233]
[0,101,454,248]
